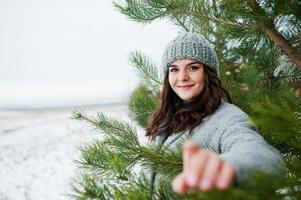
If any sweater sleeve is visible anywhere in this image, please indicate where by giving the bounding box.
[218,111,286,186]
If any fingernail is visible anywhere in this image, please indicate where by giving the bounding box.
[201,178,211,190]
[172,177,183,193]
[188,175,197,186]
[218,178,226,189]
[172,178,178,190]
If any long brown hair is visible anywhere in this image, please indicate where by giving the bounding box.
[146,65,232,141]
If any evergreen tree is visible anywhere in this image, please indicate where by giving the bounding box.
[71,1,301,199]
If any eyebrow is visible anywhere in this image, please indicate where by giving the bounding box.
[168,61,201,68]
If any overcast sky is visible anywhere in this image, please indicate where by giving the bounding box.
[0,0,180,108]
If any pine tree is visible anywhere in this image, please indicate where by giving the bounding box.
[71,1,301,199]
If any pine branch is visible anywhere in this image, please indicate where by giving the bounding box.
[72,110,140,147]
[117,173,153,200]
[72,109,182,176]
[265,26,301,69]
[194,13,249,29]
[129,51,162,91]
[274,74,301,82]
[76,140,134,180]
[71,174,115,200]
[113,0,250,28]
[251,97,301,154]
[128,85,159,128]
[113,0,170,23]
[248,0,301,69]
[274,54,301,82]
[174,16,190,31]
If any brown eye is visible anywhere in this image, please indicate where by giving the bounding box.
[189,66,199,71]
[169,68,178,72]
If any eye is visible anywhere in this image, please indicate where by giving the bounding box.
[169,67,178,72]
[188,65,200,71]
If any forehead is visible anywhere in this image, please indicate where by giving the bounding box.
[170,59,202,66]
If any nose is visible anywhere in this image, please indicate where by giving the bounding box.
[178,69,189,81]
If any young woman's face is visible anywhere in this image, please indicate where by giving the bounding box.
[168,59,205,102]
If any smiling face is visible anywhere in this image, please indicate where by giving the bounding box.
[168,59,205,102]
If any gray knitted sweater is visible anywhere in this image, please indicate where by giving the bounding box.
[156,101,285,185]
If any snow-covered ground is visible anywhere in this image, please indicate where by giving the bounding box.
[0,104,145,200]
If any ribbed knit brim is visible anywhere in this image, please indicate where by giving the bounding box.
[162,32,219,75]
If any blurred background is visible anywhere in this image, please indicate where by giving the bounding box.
[0,0,179,109]
[0,1,179,199]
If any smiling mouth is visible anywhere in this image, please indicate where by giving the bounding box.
[178,85,194,90]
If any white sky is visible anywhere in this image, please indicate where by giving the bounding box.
[0,0,180,108]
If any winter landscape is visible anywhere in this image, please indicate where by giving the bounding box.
[0,103,146,200]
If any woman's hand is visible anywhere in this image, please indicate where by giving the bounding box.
[172,140,236,193]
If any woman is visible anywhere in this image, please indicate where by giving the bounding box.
[146,32,285,193]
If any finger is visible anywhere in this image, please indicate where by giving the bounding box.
[185,150,209,188]
[183,141,199,172]
[183,141,198,178]
[199,154,221,191]
[172,173,186,194]
[216,161,236,190]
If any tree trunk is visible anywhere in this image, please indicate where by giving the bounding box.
[264,26,301,69]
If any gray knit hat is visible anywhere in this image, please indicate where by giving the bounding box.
[162,32,219,75]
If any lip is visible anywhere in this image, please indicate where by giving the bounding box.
[178,85,194,90]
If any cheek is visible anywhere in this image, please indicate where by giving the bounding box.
[198,79,205,91]
[168,75,176,87]
[199,77,205,86]
[199,77,206,92]
[193,72,205,86]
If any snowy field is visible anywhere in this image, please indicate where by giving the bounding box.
[0,103,145,200]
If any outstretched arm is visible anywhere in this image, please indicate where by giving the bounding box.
[218,121,286,185]
[172,118,286,193]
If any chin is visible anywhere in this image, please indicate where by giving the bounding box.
[180,96,194,101]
